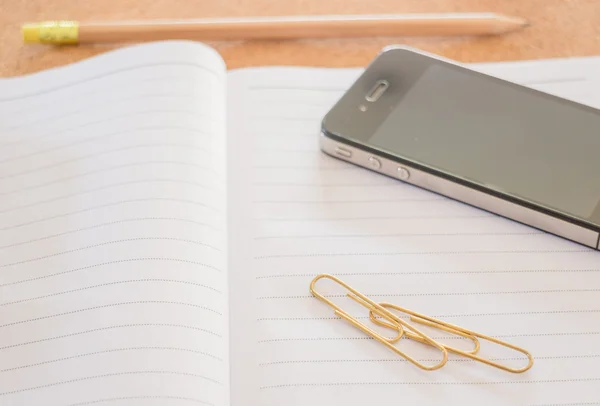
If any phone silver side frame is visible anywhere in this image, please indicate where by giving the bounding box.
[320,132,600,250]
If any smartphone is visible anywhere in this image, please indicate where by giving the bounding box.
[320,45,600,250]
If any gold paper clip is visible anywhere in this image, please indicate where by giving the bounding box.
[309,274,534,373]
[310,273,449,371]
[368,302,534,373]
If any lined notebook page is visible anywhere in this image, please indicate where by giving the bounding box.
[227,56,600,406]
[0,41,229,405]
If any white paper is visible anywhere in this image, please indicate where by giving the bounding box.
[0,41,230,406]
[226,56,600,406]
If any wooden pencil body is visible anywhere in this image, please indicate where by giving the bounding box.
[77,14,526,43]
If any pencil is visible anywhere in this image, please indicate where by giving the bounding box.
[22,13,529,45]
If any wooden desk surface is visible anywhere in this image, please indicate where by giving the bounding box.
[1,0,599,78]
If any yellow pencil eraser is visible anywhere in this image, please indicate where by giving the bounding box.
[22,23,41,43]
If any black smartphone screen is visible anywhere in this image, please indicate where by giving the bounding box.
[322,48,600,226]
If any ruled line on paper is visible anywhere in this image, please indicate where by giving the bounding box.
[258,354,600,367]
[259,378,600,390]
[0,161,217,197]
[259,308,600,319]
[65,396,214,406]
[0,62,222,102]
[1,347,224,373]
[253,215,493,222]
[0,323,224,351]
[254,269,600,279]
[0,143,212,180]
[256,288,600,300]
[0,124,210,164]
[255,331,600,343]
[0,237,222,269]
[251,197,444,204]
[0,371,223,397]
[0,75,206,116]
[0,217,218,249]
[0,257,223,288]
[0,179,218,214]
[0,99,215,134]
[0,199,221,232]
[253,231,543,240]
[253,249,591,259]
[0,301,224,329]
[0,279,223,307]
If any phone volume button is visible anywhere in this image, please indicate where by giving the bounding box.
[397,166,410,180]
[335,146,352,158]
[368,156,381,169]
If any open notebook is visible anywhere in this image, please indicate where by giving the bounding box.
[1,40,600,406]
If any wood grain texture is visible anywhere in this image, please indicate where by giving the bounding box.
[1,0,599,78]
